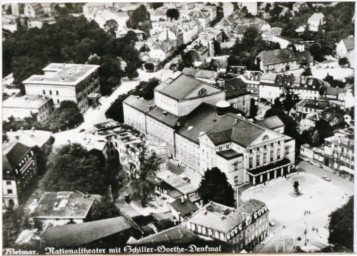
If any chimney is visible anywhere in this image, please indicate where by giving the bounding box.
[216,101,230,116]
[181,195,184,203]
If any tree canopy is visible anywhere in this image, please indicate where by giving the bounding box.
[41,143,108,195]
[328,197,354,250]
[166,9,180,20]
[86,199,121,221]
[126,5,151,34]
[131,147,161,206]
[198,167,235,207]
[3,15,141,96]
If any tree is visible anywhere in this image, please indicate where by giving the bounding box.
[131,147,161,206]
[213,40,221,56]
[105,93,129,123]
[86,199,120,221]
[338,57,349,67]
[198,167,235,207]
[302,67,312,76]
[3,207,30,247]
[328,197,353,250]
[44,101,84,132]
[104,19,118,36]
[41,143,108,195]
[166,9,180,20]
[127,5,151,33]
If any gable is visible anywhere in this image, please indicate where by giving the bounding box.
[185,83,222,100]
[249,130,281,146]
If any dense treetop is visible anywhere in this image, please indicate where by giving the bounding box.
[3,14,141,95]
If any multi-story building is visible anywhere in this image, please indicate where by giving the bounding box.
[295,99,330,119]
[300,128,354,181]
[104,126,168,178]
[124,71,296,187]
[184,200,269,252]
[259,74,326,102]
[3,142,37,208]
[3,95,54,122]
[323,128,354,180]
[23,63,100,111]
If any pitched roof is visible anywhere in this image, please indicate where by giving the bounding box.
[128,226,203,245]
[3,142,32,169]
[195,70,219,80]
[223,78,250,99]
[177,104,237,143]
[170,198,198,217]
[147,106,180,128]
[343,37,354,51]
[256,116,284,129]
[156,170,197,195]
[257,49,295,66]
[123,95,153,113]
[257,49,313,66]
[156,73,203,100]
[42,216,134,247]
[182,67,199,77]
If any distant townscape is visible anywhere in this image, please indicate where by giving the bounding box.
[2,2,355,254]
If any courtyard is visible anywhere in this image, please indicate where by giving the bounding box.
[241,172,350,252]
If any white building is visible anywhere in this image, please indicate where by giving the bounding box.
[23,63,100,111]
[124,71,296,187]
[336,36,354,58]
[3,95,54,122]
[307,12,325,32]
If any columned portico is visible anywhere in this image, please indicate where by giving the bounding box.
[247,159,292,186]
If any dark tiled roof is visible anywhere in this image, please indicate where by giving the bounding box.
[257,49,313,66]
[240,199,266,214]
[217,149,243,160]
[124,95,153,113]
[343,37,354,51]
[182,67,199,77]
[177,104,237,143]
[156,73,203,100]
[257,49,295,66]
[256,116,284,129]
[42,216,134,247]
[4,142,32,169]
[224,78,250,99]
[295,50,313,64]
[170,198,198,217]
[129,226,202,245]
[230,121,265,147]
[147,106,180,128]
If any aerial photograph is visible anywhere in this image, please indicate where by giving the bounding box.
[1,1,355,254]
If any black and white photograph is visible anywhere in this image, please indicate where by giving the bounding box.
[1,1,355,254]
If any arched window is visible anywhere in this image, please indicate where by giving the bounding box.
[262,135,269,141]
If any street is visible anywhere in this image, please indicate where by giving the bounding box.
[297,160,354,195]
[52,68,173,148]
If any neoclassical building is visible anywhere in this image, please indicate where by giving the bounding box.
[124,71,296,187]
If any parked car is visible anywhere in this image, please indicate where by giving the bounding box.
[322,175,331,182]
[269,221,276,227]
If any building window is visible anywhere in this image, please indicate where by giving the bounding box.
[56,90,59,95]
[7,189,13,195]
[263,153,268,164]
[234,176,239,186]
[49,90,52,95]
[57,99,60,104]
[6,181,11,185]
[43,90,46,95]
[249,157,253,168]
